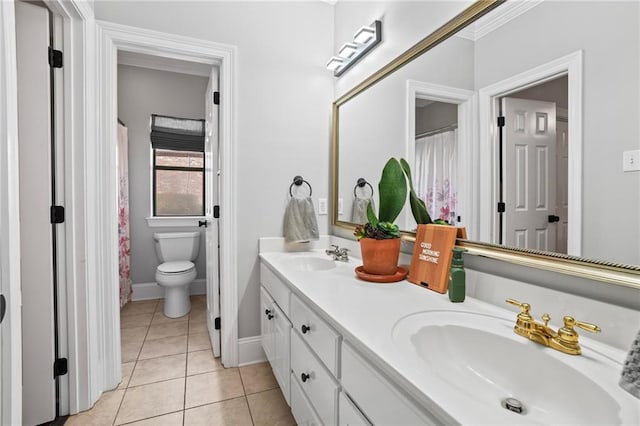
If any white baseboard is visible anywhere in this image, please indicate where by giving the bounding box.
[131,278,206,301]
[238,336,266,366]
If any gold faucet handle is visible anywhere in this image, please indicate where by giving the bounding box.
[565,316,601,334]
[505,298,531,314]
[541,313,551,327]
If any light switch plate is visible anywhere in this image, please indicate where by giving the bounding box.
[318,198,328,215]
[623,149,640,172]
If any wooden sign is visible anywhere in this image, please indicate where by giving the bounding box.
[408,224,460,294]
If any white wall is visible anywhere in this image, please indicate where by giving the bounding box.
[416,102,458,135]
[474,1,640,265]
[97,1,334,338]
[117,64,208,286]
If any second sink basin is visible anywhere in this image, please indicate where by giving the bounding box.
[392,310,634,425]
[282,256,336,271]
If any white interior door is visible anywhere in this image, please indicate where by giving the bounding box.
[502,97,557,251]
[205,66,221,357]
[556,118,569,254]
[15,1,57,424]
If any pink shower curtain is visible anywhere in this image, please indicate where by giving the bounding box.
[118,123,132,307]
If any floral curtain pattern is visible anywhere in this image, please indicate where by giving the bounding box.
[415,129,458,225]
[118,123,132,308]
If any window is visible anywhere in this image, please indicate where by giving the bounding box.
[150,114,206,216]
[153,149,204,216]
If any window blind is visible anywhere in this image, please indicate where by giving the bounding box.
[150,114,205,152]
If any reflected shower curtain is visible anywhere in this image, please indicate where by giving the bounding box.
[415,129,458,225]
[118,122,132,307]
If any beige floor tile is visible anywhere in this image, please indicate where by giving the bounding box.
[152,310,189,325]
[114,378,185,425]
[189,309,207,323]
[118,362,135,390]
[146,320,189,341]
[65,389,125,426]
[239,361,278,395]
[121,300,158,317]
[247,388,295,426]
[129,353,187,387]
[122,339,144,363]
[187,349,223,376]
[121,326,148,344]
[138,335,187,360]
[185,369,244,409]
[121,313,153,329]
[188,320,208,335]
[184,397,253,426]
[124,411,183,426]
[188,332,211,352]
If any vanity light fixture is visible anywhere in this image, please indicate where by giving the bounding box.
[327,20,382,77]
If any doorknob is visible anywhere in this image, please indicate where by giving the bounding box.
[198,220,208,228]
[0,294,6,324]
[548,215,560,223]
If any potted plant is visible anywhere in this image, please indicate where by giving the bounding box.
[354,157,433,275]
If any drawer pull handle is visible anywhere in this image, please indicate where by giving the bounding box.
[265,309,271,316]
[301,324,310,334]
[301,372,310,383]
[268,314,274,320]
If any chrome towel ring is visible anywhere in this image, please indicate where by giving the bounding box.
[289,175,312,197]
[353,178,373,198]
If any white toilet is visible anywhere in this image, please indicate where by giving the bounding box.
[153,231,200,318]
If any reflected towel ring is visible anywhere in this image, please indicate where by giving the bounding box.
[289,175,313,197]
[353,178,374,198]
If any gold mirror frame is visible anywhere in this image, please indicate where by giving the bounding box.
[331,0,640,289]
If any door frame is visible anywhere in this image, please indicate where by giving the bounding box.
[477,50,583,256]
[95,22,239,392]
[405,80,476,235]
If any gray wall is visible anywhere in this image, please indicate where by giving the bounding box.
[117,64,208,285]
[415,102,458,135]
[98,1,334,339]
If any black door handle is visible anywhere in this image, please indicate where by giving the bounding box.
[0,294,6,324]
[548,215,560,223]
[198,220,208,228]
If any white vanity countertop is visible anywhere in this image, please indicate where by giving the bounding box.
[259,248,637,425]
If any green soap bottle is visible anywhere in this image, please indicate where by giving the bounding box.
[448,248,466,302]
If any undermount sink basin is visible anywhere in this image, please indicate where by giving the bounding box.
[282,256,336,271]
[392,310,634,425]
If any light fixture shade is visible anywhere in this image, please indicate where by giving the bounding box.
[326,57,343,71]
[354,25,375,44]
[338,43,358,59]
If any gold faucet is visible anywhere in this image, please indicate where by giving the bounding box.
[505,298,601,355]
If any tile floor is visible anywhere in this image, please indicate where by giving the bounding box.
[65,296,295,426]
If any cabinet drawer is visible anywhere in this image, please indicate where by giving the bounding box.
[339,392,370,426]
[291,331,339,426]
[290,371,322,426]
[260,263,290,317]
[291,293,340,376]
[342,342,439,425]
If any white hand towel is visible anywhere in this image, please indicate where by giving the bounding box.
[620,329,640,399]
[283,197,319,243]
[351,198,374,224]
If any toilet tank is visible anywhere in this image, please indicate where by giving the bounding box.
[153,231,201,262]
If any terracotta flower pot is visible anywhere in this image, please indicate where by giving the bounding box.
[359,237,401,275]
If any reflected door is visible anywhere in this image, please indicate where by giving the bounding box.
[502,98,558,251]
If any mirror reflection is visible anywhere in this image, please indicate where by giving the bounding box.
[335,1,639,267]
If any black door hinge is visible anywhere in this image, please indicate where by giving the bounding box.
[51,205,65,224]
[497,116,505,127]
[214,317,221,330]
[0,294,6,325]
[213,91,220,105]
[48,47,63,68]
[53,358,68,378]
[497,202,506,213]
[213,205,220,219]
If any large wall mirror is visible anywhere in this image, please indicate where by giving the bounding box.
[332,0,640,287]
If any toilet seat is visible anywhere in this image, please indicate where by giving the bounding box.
[157,261,195,275]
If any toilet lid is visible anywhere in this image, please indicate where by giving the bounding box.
[157,261,195,274]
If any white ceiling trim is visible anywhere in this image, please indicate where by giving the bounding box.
[456,0,544,41]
